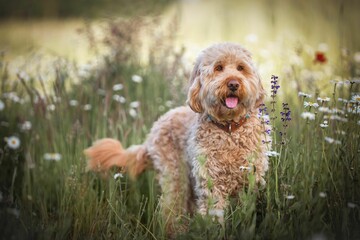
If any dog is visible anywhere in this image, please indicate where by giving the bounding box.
[84,42,269,233]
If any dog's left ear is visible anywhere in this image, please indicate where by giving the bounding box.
[254,72,265,108]
[187,57,203,113]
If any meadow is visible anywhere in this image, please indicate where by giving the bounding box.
[1,11,360,240]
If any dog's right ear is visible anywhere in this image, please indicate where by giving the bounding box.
[187,57,203,113]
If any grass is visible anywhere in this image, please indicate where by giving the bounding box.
[0,16,360,240]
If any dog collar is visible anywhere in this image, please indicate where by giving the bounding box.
[207,113,250,134]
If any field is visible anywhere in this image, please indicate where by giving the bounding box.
[1,3,360,239]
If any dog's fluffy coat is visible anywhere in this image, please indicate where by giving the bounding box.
[85,43,269,232]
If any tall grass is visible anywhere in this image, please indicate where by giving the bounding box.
[0,16,359,239]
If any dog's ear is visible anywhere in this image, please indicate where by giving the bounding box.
[254,72,265,108]
[187,57,203,113]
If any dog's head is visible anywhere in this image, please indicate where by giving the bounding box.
[187,43,264,122]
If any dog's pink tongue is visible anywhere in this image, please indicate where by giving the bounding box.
[225,97,238,109]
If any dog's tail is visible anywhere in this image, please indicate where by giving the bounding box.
[84,138,148,179]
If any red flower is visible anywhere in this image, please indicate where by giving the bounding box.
[314,51,327,63]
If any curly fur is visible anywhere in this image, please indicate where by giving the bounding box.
[84,42,270,233]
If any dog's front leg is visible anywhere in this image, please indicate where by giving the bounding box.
[194,169,226,223]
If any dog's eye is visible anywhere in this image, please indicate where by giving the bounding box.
[214,65,223,72]
[237,65,244,71]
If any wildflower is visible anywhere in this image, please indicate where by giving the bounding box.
[320,120,328,128]
[265,151,280,157]
[264,128,271,135]
[0,99,4,111]
[304,101,319,108]
[314,51,327,63]
[329,115,348,122]
[44,153,62,161]
[5,136,21,150]
[69,100,79,106]
[158,105,165,112]
[239,165,253,171]
[354,52,360,63]
[285,195,295,200]
[114,173,123,179]
[20,121,32,131]
[351,94,360,103]
[260,114,270,125]
[301,112,315,120]
[130,101,140,108]
[129,108,137,118]
[47,104,56,111]
[317,97,331,103]
[338,98,348,103]
[270,75,280,97]
[324,137,341,145]
[319,192,327,198]
[3,92,23,103]
[112,83,124,91]
[165,100,173,108]
[280,103,292,122]
[298,92,312,98]
[113,95,126,103]
[318,107,331,113]
[83,104,92,111]
[131,75,143,83]
[347,202,357,208]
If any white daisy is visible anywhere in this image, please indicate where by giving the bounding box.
[131,75,143,83]
[354,52,360,63]
[320,120,328,128]
[83,104,92,111]
[351,94,360,103]
[44,153,62,161]
[347,202,357,208]
[5,136,21,150]
[129,108,137,118]
[304,101,319,108]
[0,99,4,111]
[298,92,312,98]
[114,173,123,179]
[319,192,327,198]
[317,97,331,103]
[265,151,280,157]
[112,83,124,91]
[324,137,341,145]
[130,101,140,108]
[112,95,126,103]
[69,100,79,106]
[301,112,315,120]
[20,121,32,131]
[285,195,295,200]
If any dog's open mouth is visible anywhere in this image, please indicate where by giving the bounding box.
[224,95,239,109]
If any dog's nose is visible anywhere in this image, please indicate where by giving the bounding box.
[227,80,240,91]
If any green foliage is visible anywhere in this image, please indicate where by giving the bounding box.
[0,16,360,240]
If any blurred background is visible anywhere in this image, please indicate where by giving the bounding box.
[1,1,360,239]
[1,0,359,66]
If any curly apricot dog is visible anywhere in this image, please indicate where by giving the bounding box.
[85,42,269,232]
